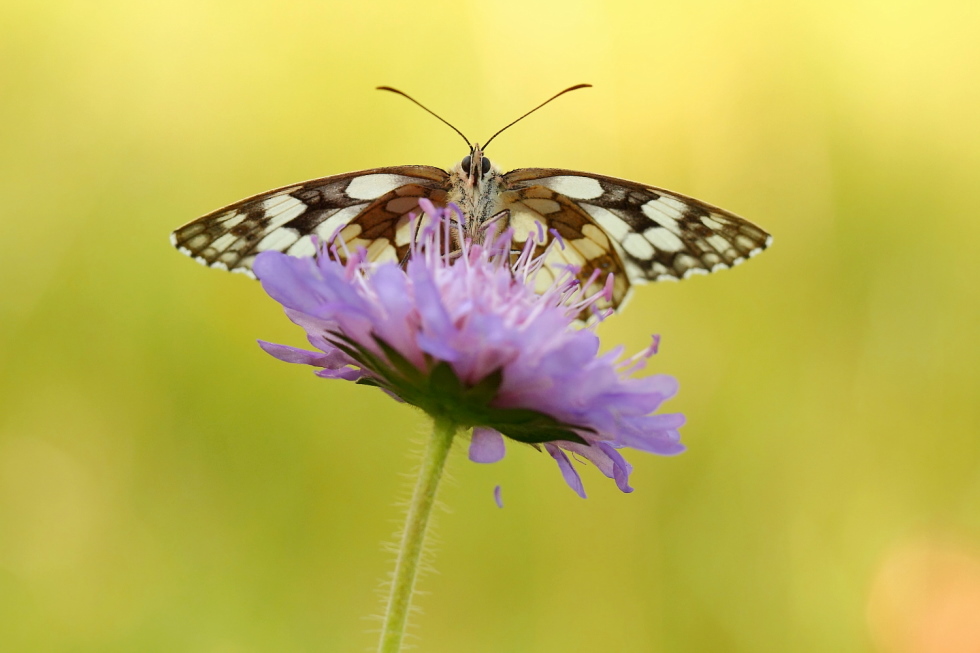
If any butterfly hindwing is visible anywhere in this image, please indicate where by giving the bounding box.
[498,185,631,309]
[504,168,773,288]
[171,166,449,275]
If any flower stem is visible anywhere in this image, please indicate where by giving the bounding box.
[377,416,456,653]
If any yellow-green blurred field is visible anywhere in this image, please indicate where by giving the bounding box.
[2,1,979,651]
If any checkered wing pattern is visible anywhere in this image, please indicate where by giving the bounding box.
[503,168,772,306]
[170,166,450,276]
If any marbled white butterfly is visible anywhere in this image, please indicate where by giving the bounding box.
[171,85,772,309]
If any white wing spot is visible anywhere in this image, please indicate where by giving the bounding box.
[540,176,604,200]
[570,237,606,260]
[641,200,682,232]
[338,224,363,241]
[345,174,419,200]
[256,227,301,252]
[622,233,655,260]
[701,215,723,230]
[533,267,557,294]
[509,210,544,241]
[624,260,645,280]
[287,236,317,258]
[178,223,206,239]
[264,196,307,229]
[674,254,700,274]
[394,215,414,246]
[706,234,731,253]
[581,204,631,240]
[224,238,248,252]
[314,204,368,241]
[261,194,298,211]
[657,195,689,213]
[579,222,611,247]
[220,212,246,229]
[209,232,238,253]
[643,227,685,253]
[187,234,209,250]
[366,238,396,262]
[545,242,585,267]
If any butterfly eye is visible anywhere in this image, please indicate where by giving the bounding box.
[461,156,472,174]
[481,157,491,175]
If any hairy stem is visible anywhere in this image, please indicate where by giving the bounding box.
[377,416,456,653]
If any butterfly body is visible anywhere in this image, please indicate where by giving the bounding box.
[444,143,506,240]
[171,145,772,310]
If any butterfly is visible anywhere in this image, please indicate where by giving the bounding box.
[171,85,772,310]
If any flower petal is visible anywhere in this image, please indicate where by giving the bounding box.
[616,418,687,455]
[545,443,586,498]
[254,251,330,315]
[314,367,364,381]
[560,441,634,493]
[469,427,506,464]
[257,340,347,368]
[407,258,454,346]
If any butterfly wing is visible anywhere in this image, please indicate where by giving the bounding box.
[497,185,633,308]
[503,168,772,303]
[171,166,450,275]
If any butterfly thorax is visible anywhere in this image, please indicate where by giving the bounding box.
[445,143,506,243]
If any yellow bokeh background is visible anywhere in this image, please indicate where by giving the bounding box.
[2,1,978,651]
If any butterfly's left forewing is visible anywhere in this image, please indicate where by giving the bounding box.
[503,168,773,306]
[171,165,450,275]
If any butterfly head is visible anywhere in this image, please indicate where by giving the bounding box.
[459,143,494,188]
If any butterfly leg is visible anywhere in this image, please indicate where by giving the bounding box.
[467,208,511,246]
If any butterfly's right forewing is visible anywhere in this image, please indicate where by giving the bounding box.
[171,166,450,275]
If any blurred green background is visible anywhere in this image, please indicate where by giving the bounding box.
[2,1,979,651]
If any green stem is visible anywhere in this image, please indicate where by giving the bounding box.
[377,415,456,653]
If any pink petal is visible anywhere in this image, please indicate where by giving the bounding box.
[545,444,586,498]
[469,427,505,464]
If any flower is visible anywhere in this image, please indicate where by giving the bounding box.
[253,200,685,497]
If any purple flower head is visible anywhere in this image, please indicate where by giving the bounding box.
[253,200,685,497]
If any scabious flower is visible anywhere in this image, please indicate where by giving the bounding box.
[253,200,685,497]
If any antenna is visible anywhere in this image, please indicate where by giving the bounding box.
[377,86,471,148]
[482,84,592,150]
